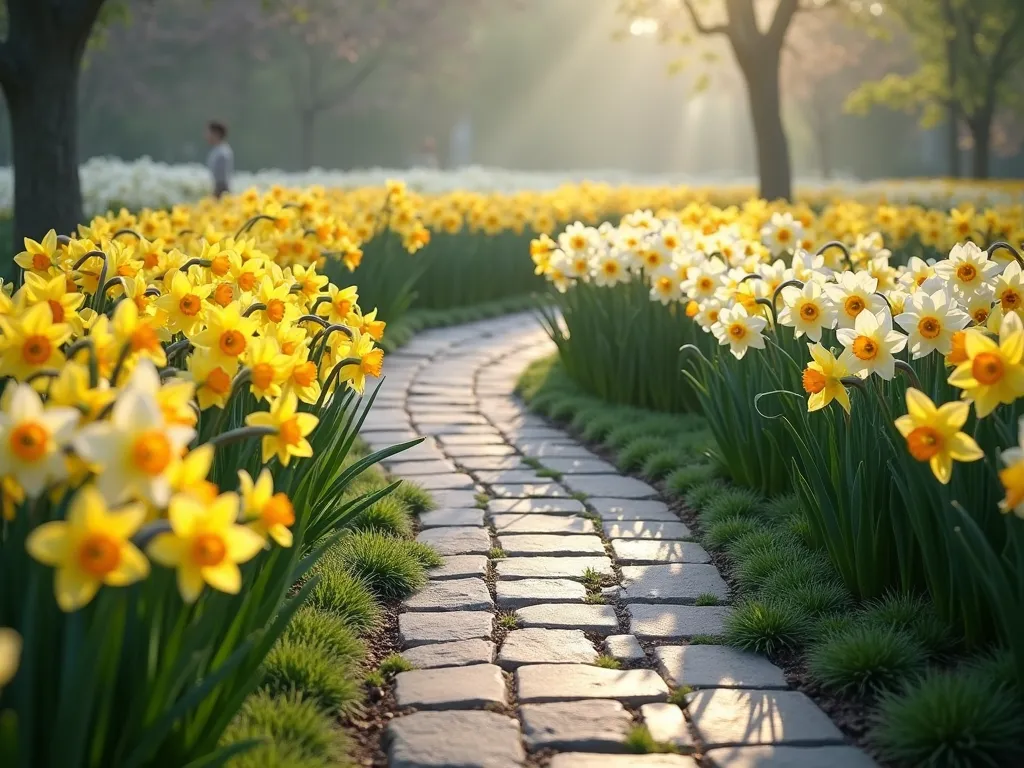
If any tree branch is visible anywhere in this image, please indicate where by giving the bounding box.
[768,0,800,45]
[681,0,728,36]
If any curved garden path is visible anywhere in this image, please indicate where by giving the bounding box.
[360,313,877,768]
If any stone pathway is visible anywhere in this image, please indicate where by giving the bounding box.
[363,313,877,768]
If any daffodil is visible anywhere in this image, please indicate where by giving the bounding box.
[147,492,264,603]
[19,272,86,333]
[837,309,907,380]
[778,281,836,342]
[0,383,79,496]
[153,270,212,336]
[0,628,20,689]
[191,301,258,372]
[187,349,235,411]
[239,468,295,547]
[112,298,168,372]
[245,391,318,466]
[933,241,1000,298]
[894,288,969,358]
[802,343,851,414]
[711,304,767,360]
[0,302,72,381]
[998,417,1024,518]
[245,336,291,402]
[26,487,150,611]
[170,445,219,506]
[825,271,885,330]
[73,387,195,506]
[317,284,359,325]
[894,389,983,484]
[948,312,1024,418]
[336,330,385,394]
[13,229,61,275]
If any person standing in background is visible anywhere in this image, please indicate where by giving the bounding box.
[206,120,233,197]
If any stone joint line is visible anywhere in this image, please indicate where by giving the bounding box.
[362,314,877,768]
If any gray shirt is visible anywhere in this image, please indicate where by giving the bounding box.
[207,142,233,195]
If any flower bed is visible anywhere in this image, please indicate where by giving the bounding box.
[0,193,432,766]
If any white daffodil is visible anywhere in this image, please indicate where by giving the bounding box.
[933,241,1001,298]
[712,304,767,360]
[837,309,908,380]
[0,383,80,497]
[895,289,970,358]
[682,257,727,302]
[778,280,837,342]
[825,270,886,330]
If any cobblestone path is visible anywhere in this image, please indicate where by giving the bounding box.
[362,314,877,768]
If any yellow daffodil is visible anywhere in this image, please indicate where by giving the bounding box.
[245,391,318,466]
[13,229,61,275]
[170,445,219,506]
[187,350,235,411]
[147,492,264,603]
[318,284,359,325]
[998,417,1024,518]
[244,336,291,402]
[191,301,258,372]
[0,628,21,689]
[239,468,295,548]
[0,382,79,496]
[26,487,149,611]
[802,343,851,414]
[154,270,212,336]
[894,389,983,484]
[0,302,72,381]
[19,272,86,333]
[336,330,385,394]
[73,387,195,506]
[112,298,168,372]
[948,312,1024,418]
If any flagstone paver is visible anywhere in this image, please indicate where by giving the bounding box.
[496,578,587,608]
[394,664,507,710]
[401,639,496,669]
[376,315,873,767]
[604,634,646,663]
[498,628,598,669]
[402,578,493,612]
[519,700,633,752]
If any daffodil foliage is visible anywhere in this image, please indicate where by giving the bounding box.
[0,189,421,767]
[537,200,1024,691]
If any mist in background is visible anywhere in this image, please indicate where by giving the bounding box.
[0,0,1019,179]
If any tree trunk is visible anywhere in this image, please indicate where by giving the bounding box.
[970,111,993,179]
[742,62,792,201]
[947,104,961,178]
[299,109,316,170]
[817,126,831,180]
[3,51,84,251]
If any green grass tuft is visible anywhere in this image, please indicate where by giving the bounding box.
[765,580,852,618]
[536,468,563,480]
[570,405,604,433]
[684,479,727,511]
[261,639,362,714]
[488,547,507,559]
[393,481,436,514]
[377,652,414,678]
[699,487,762,526]
[571,490,589,502]
[595,655,622,669]
[725,599,808,655]
[666,686,693,706]
[809,625,927,696]
[622,725,679,754]
[617,435,672,472]
[871,668,1024,768]
[496,610,520,630]
[284,607,366,668]
[863,592,957,656]
[695,593,721,606]
[733,547,805,592]
[308,565,380,633]
[702,515,763,551]
[335,532,428,601]
[349,496,414,538]
[584,592,606,604]
[688,634,723,645]
[403,540,444,569]
[641,448,687,481]
[222,690,339,767]
[664,464,719,498]
[520,457,543,469]
[604,420,667,452]
[581,412,629,443]
[581,567,605,590]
